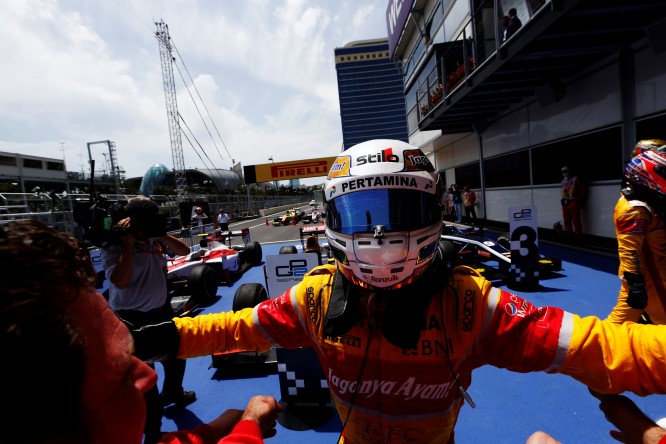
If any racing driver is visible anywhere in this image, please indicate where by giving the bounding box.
[607,139,666,325]
[137,139,666,444]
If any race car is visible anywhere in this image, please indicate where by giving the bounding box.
[210,283,274,370]
[272,208,306,226]
[272,210,292,226]
[301,204,324,224]
[440,224,562,284]
[272,209,295,226]
[296,222,334,264]
[299,222,325,246]
[88,228,262,315]
[167,228,262,312]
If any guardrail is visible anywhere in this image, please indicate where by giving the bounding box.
[0,192,311,235]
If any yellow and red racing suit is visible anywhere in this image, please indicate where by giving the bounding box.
[607,194,666,324]
[174,265,666,444]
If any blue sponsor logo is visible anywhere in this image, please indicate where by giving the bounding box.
[276,259,309,277]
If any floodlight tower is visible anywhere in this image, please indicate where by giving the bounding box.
[155,20,187,199]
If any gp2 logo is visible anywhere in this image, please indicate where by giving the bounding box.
[276,259,309,277]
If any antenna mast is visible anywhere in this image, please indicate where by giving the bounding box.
[155,20,187,199]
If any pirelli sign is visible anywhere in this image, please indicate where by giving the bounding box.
[243,156,337,184]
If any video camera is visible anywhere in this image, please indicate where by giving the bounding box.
[73,195,167,248]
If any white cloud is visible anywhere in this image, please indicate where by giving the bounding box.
[0,0,389,185]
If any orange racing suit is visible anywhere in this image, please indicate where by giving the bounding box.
[607,194,666,324]
[173,264,666,444]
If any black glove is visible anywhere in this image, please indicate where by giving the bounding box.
[624,272,648,309]
[131,320,181,363]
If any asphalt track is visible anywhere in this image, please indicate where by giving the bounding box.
[234,205,326,246]
[153,210,666,443]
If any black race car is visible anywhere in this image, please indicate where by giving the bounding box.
[440,224,562,284]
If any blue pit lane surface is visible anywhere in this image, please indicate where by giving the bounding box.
[154,239,666,444]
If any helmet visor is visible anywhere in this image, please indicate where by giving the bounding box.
[326,189,441,235]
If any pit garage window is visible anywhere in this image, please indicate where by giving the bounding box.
[531,126,622,185]
[484,151,530,188]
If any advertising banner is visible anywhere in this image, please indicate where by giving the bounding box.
[243,157,337,184]
[265,253,320,298]
[265,253,331,416]
[386,0,415,58]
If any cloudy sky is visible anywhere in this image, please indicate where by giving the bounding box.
[0,0,389,183]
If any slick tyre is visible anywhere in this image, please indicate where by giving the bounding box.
[439,240,457,262]
[233,283,268,311]
[188,265,218,302]
[279,245,298,255]
[497,232,511,250]
[242,241,263,265]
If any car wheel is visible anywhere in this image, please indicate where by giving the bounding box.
[242,241,263,265]
[221,267,240,287]
[233,283,268,311]
[497,232,511,250]
[439,240,457,262]
[188,265,218,302]
[279,245,298,255]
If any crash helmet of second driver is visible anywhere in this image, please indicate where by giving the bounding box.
[624,149,666,209]
[630,139,666,158]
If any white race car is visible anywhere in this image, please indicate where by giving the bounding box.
[89,228,262,315]
[166,228,262,312]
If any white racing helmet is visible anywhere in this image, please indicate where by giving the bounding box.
[324,139,443,290]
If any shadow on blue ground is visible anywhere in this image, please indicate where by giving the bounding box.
[540,241,619,274]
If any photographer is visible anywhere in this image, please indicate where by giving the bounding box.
[101,196,195,444]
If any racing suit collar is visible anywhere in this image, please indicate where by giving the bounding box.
[324,256,446,349]
[324,271,359,338]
